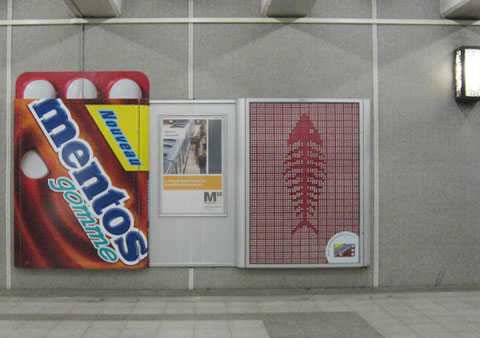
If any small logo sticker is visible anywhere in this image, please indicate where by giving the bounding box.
[326,231,359,264]
[334,243,355,257]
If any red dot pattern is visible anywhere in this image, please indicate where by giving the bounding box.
[249,102,360,264]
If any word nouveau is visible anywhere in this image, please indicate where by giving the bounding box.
[29,99,147,265]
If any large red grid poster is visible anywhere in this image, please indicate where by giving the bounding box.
[249,102,360,265]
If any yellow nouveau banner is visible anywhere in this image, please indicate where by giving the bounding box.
[86,104,149,171]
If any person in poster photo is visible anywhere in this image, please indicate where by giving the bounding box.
[192,120,205,157]
[196,143,207,174]
[186,120,207,175]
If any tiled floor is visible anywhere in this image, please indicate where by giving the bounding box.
[0,290,479,337]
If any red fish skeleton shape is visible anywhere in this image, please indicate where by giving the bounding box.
[283,114,327,235]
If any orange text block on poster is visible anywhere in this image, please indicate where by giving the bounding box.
[163,175,222,190]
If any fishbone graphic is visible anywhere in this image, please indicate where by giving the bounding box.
[284,114,326,235]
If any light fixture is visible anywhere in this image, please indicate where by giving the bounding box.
[455,47,480,102]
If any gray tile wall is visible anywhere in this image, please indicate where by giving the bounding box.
[194,0,261,18]
[2,0,479,290]
[12,0,71,19]
[83,24,188,99]
[194,268,371,289]
[121,0,187,18]
[12,268,189,290]
[194,24,372,99]
[11,26,82,79]
[0,2,6,19]
[194,0,372,18]
[309,0,371,18]
[12,0,187,19]
[377,25,480,287]
[377,0,443,19]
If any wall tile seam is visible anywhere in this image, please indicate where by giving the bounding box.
[371,0,380,289]
[0,18,479,26]
[4,0,12,291]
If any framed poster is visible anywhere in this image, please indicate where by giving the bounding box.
[159,117,225,215]
[236,99,371,268]
[149,101,236,266]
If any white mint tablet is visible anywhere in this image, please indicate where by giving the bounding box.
[66,78,98,99]
[23,80,56,99]
[21,149,50,179]
[109,78,142,99]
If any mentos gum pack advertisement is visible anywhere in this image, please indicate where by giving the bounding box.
[14,72,149,269]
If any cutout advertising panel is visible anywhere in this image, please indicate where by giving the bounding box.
[14,72,150,269]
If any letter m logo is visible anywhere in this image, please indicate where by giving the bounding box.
[204,192,217,202]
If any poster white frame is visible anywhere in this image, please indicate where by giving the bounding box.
[236,98,371,268]
[149,100,236,267]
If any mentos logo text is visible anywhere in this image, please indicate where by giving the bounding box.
[28,99,147,265]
